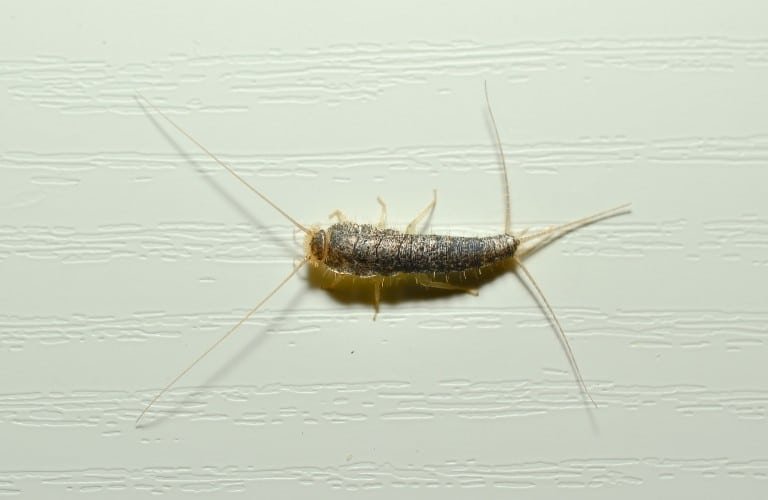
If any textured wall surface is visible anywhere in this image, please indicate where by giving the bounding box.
[2,1,767,498]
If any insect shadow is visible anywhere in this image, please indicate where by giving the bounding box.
[306,257,513,307]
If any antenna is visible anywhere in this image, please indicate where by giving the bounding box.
[135,93,310,234]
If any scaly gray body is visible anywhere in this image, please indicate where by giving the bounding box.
[313,222,519,277]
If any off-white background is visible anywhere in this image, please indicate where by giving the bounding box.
[2,1,767,498]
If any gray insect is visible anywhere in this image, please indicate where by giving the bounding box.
[135,86,629,426]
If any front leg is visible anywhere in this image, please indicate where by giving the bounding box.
[329,209,349,223]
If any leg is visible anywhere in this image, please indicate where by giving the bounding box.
[329,209,349,223]
[372,280,382,320]
[323,272,344,290]
[406,190,437,234]
[416,275,478,296]
[376,197,387,228]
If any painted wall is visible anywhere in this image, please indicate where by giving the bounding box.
[2,1,767,497]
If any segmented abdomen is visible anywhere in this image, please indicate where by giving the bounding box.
[324,222,518,277]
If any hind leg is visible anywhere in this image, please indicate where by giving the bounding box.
[406,190,437,234]
[372,279,383,320]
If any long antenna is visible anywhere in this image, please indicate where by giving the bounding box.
[513,256,597,407]
[484,81,512,235]
[136,258,308,427]
[135,93,310,234]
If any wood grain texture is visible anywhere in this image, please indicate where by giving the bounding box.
[2,1,767,498]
